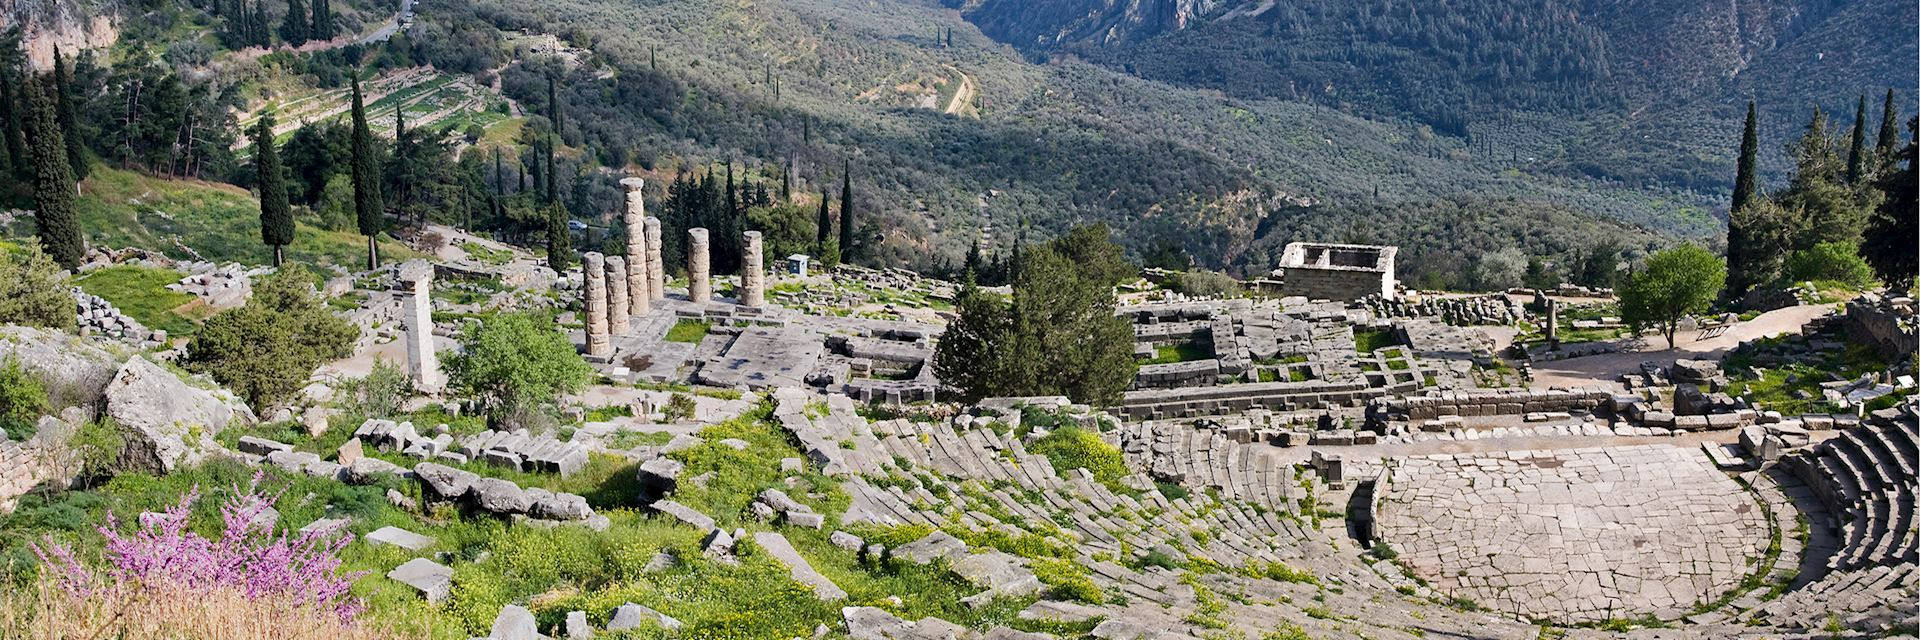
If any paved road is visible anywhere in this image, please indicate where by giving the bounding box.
[357,0,415,46]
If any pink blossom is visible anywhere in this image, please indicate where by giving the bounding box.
[31,471,369,622]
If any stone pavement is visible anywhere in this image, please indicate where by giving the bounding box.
[1375,444,1771,623]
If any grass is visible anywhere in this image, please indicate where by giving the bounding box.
[73,265,211,336]
[603,430,674,449]
[460,242,513,266]
[54,166,420,268]
[1144,342,1213,365]
[1026,426,1133,494]
[1353,328,1399,354]
[664,319,711,343]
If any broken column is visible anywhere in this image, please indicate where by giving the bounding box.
[583,252,611,360]
[1546,298,1559,350]
[606,255,631,335]
[401,261,443,393]
[687,228,711,303]
[620,177,652,316]
[741,230,765,307]
[645,217,665,301]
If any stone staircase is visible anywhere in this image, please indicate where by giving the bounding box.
[1783,419,1919,572]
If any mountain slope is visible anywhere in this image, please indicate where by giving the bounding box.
[949,0,1915,191]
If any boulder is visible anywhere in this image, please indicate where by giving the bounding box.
[414,462,480,502]
[471,477,532,514]
[488,604,541,640]
[1670,359,1721,384]
[607,602,682,632]
[105,357,255,474]
[529,490,593,521]
[564,611,592,640]
[366,526,436,551]
[893,531,967,565]
[0,326,119,417]
[386,557,453,603]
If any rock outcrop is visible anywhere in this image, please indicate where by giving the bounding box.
[104,357,254,474]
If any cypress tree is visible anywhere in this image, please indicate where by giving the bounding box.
[1731,101,1759,214]
[544,134,557,203]
[311,0,333,40]
[24,76,82,271]
[281,0,310,46]
[838,159,854,263]
[255,111,293,266]
[349,75,383,269]
[50,48,86,181]
[815,188,831,249]
[545,200,571,271]
[1876,88,1900,168]
[0,69,24,178]
[1845,94,1868,184]
[492,147,503,196]
[392,106,410,217]
[547,74,562,136]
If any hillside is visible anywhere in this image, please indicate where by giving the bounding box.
[456,0,1715,287]
[949,0,1916,191]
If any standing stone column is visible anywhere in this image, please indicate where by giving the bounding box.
[400,261,443,393]
[741,230,765,307]
[687,228,712,303]
[583,252,612,359]
[645,217,665,301]
[606,255,631,335]
[1545,297,1560,351]
[620,177,652,317]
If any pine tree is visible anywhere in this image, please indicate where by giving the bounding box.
[50,48,86,181]
[545,200,571,271]
[1845,94,1868,184]
[349,75,383,269]
[281,0,310,46]
[1876,88,1900,169]
[838,159,854,263]
[1731,101,1759,214]
[1861,117,1917,289]
[1789,107,1836,187]
[24,76,82,271]
[254,111,294,266]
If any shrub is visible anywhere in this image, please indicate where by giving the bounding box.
[1027,426,1131,493]
[661,393,697,422]
[71,418,126,481]
[28,472,367,622]
[1030,557,1103,604]
[336,359,411,420]
[1785,241,1877,290]
[0,358,48,441]
[1169,270,1241,298]
[443,312,593,426]
[0,242,74,330]
[184,265,358,408]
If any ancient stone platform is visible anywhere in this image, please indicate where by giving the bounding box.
[1374,445,1770,623]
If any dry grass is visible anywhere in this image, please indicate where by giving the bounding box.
[0,577,415,640]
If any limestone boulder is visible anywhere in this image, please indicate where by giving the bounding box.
[0,326,120,418]
[105,357,255,474]
[471,477,532,514]
[414,462,480,502]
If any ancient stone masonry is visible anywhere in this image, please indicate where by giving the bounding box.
[741,230,766,307]
[71,287,164,347]
[1274,242,1398,301]
[1842,293,1917,360]
[1359,294,1521,326]
[583,252,611,360]
[1780,411,1919,573]
[687,228,712,303]
[621,177,653,315]
[400,261,444,393]
[606,255,631,335]
[645,216,665,302]
[352,419,591,477]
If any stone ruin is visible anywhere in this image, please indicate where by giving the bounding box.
[1273,242,1397,301]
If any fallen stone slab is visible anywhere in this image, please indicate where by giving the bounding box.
[1018,600,1106,623]
[564,611,591,639]
[236,436,292,456]
[607,602,683,631]
[893,531,967,565]
[414,462,480,502]
[471,477,532,514]
[951,550,1041,597]
[365,526,435,551]
[753,531,847,600]
[489,604,542,640]
[386,557,453,603]
[298,517,351,535]
[650,499,717,533]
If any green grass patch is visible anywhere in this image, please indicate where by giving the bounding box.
[665,319,711,344]
[1353,328,1399,354]
[1027,426,1132,495]
[73,265,208,336]
[1143,342,1213,365]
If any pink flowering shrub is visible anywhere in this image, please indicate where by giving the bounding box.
[30,471,368,622]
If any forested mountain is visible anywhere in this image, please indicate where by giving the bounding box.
[949,0,1915,191]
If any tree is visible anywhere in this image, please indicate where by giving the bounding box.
[0,43,25,178]
[1049,223,1136,287]
[280,0,310,46]
[283,121,345,206]
[1788,107,1838,188]
[442,311,593,426]
[1731,101,1760,214]
[1522,255,1558,290]
[1726,198,1797,297]
[1620,244,1725,350]
[1861,117,1916,290]
[0,242,76,330]
[349,76,383,269]
[814,188,831,253]
[1784,241,1876,290]
[311,0,333,40]
[1473,248,1526,291]
[545,200,571,271]
[50,48,87,182]
[254,111,294,266]
[1845,94,1869,184]
[1575,240,1620,289]
[1875,88,1900,169]
[838,159,854,263]
[184,265,357,409]
[932,226,1137,405]
[24,75,83,271]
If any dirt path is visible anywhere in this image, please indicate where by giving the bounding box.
[1529,304,1834,390]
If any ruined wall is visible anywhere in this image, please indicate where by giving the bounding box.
[1843,296,1917,360]
[0,410,83,513]
[1385,389,1613,420]
[1282,267,1391,301]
